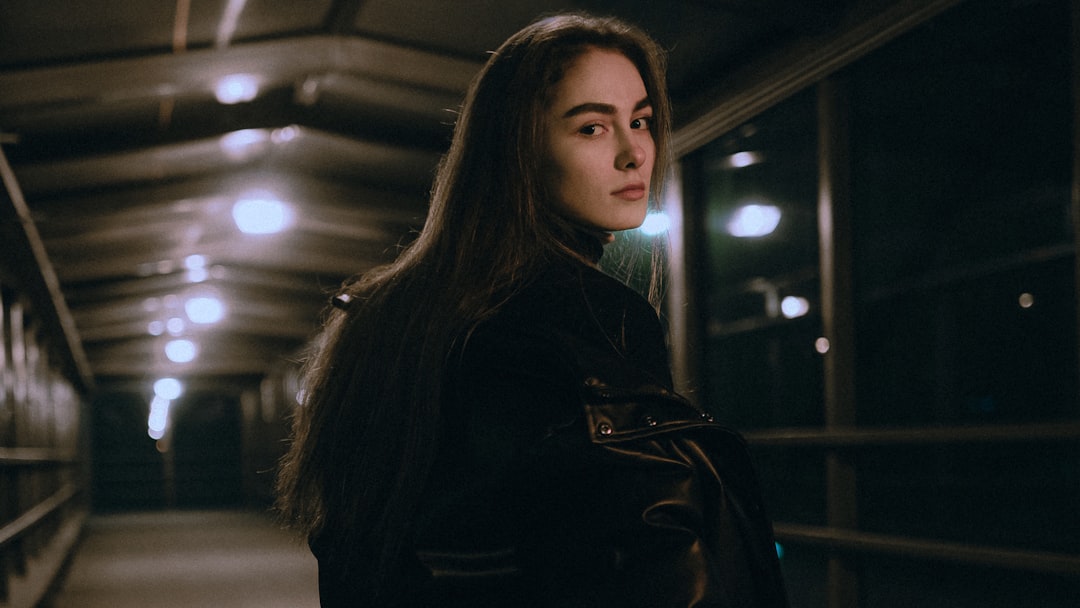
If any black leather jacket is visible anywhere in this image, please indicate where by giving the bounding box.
[315,259,788,607]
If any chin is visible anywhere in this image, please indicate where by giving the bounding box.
[614,212,649,232]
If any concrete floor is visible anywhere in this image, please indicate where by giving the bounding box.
[45,510,319,608]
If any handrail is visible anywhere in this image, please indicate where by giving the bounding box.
[743,421,1080,447]
[0,145,94,391]
[0,483,80,550]
[774,522,1080,577]
[0,447,79,466]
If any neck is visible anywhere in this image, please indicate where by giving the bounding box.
[565,226,607,266]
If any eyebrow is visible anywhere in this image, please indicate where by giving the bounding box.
[561,96,652,119]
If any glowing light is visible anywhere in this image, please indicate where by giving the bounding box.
[187,267,209,283]
[232,192,293,234]
[147,320,165,336]
[727,204,781,237]
[165,339,198,363]
[148,395,172,440]
[272,125,299,143]
[815,337,831,354]
[722,151,765,169]
[154,377,183,400]
[775,542,785,560]
[185,297,225,324]
[166,317,185,335]
[639,212,671,236]
[780,296,810,319]
[186,256,209,283]
[215,73,259,104]
[1018,292,1034,309]
[220,129,269,160]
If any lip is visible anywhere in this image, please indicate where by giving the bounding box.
[612,182,647,200]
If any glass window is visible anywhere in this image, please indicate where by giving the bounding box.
[697,88,824,430]
[684,0,1076,604]
[847,0,1076,427]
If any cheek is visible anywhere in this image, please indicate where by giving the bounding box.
[643,137,657,167]
[545,145,584,194]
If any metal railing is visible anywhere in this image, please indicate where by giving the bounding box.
[746,422,1080,578]
[0,448,85,606]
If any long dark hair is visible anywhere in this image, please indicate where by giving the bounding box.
[275,11,671,591]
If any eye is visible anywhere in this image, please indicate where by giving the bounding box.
[579,123,605,136]
[631,116,652,130]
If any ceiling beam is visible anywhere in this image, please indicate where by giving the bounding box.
[0,34,480,112]
[26,170,426,224]
[674,0,967,156]
[12,125,442,197]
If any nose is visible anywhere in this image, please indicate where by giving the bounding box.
[616,134,647,170]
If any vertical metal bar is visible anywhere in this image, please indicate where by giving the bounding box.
[1072,0,1080,410]
[0,287,8,605]
[0,288,11,446]
[666,163,706,405]
[817,76,859,608]
[8,299,27,576]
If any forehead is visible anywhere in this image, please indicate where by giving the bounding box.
[548,48,648,110]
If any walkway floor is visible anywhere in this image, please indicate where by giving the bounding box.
[44,509,319,608]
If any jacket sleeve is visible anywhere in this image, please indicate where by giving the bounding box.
[447,303,789,607]
[512,375,789,608]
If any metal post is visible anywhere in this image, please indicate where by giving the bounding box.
[817,76,859,608]
[1072,0,1080,412]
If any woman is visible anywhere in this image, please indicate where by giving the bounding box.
[276,13,788,607]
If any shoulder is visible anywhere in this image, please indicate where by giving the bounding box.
[505,261,664,351]
[448,261,668,422]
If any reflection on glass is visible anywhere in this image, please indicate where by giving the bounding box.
[727,204,781,237]
[697,87,822,429]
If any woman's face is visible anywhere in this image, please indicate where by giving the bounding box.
[543,48,655,237]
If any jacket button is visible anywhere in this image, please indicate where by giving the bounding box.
[597,422,614,436]
[643,415,658,427]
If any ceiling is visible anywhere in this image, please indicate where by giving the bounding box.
[0,0,888,395]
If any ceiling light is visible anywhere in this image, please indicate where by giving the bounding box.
[215,73,259,104]
[187,267,208,283]
[232,192,293,234]
[153,377,183,400]
[185,297,225,324]
[165,339,198,363]
[148,395,172,440]
[185,255,209,282]
[166,317,186,335]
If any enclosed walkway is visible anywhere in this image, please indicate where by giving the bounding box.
[44,510,318,608]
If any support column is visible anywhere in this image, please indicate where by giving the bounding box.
[817,76,859,608]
